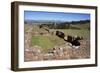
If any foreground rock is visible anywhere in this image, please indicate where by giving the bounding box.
[24,40,90,61]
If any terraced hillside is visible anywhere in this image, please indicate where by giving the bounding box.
[24,23,90,61]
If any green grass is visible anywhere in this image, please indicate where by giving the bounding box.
[31,35,65,52]
[32,36,54,52]
[58,29,90,39]
[70,23,90,29]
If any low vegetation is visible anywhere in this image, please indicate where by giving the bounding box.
[24,21,90,61]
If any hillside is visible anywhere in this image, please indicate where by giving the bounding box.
[24,21,90,61]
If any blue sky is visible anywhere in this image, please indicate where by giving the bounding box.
[24,11,90,22]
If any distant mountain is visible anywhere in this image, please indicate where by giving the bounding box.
[24,19,90,25]
[24,20,65,24]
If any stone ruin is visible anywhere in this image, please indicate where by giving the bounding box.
[24,40,90,61]
[24,24,90,62]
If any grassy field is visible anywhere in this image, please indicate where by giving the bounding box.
[58,29,90,39]
[30,23,90,52]
[31,35,65,52]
